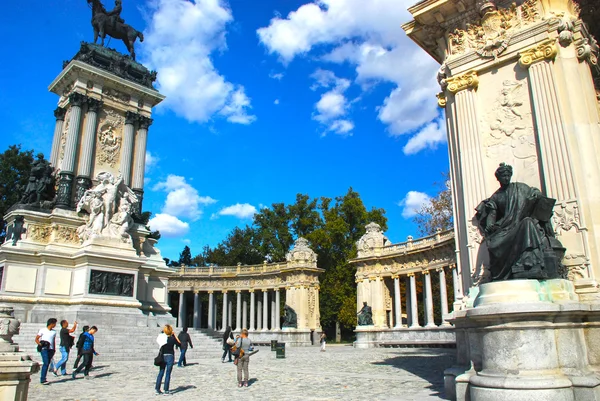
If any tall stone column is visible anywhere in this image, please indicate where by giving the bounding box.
[221,291,228,331]
[451,265,460,302]
[208,291,214,330]
[193,291,200,329]
[257,294,262,331]
[120,111,137,187]
[270,290,276,331]
[50,107,66,168]
[178,291,186,328]
[242,293,248,330]
[275,288,281,330]
[393,276,403,328]
[132,116,152,216]
[424,271,436,327]
[408,273,420,328]
[249,290,256,331]
[262,290,269,330]
[56,93,86,208]
[438,267,451,326]
[235,290,242,331]
[74,98,102,205]
[228,298,233,328]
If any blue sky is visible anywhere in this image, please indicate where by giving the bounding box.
[0,0,449,260]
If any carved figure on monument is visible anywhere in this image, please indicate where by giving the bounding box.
[283,305,298,328]
[356,222,390,257]
[5,216,25,246]
[357,302,374,326]
[475,163,566,281]
[19,154,55,207]
[97,123,122,167]
[87,0,145,60]
[76,171,138,243]
[286,237,318,264]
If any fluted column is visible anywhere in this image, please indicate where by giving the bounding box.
[235,291,242,331]
[438,268,451,326]
[74,98,103,205]
[50,107,66,168]
[393,276,402,328]
[408,273,420,328]
[257,293,262,331]
[275,288,281,330]
[221,291,228,331]
[249,290,256,331]
[451,265,460,302]
[208,291,214,330]
[56,93,86,208]
[193,291,200,329]
[424,271,436,327]
[120,111,137,187]
[242,293,248,330]
[228,297,233,328]
[178,291,186,328]
[262,290,269,331]
[132,116,152,216]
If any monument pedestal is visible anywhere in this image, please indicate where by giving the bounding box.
[446,279,600,400]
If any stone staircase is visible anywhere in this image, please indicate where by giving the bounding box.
[13,324,225,362]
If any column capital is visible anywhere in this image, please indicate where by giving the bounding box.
[407,272,415,277]
[54,107,67,121]
[518,40,558,68]
[208,290,214,294]
[125,111,139,125]
[178,290,185,294]
[235,290,241,293]
[436,267,445,273]
[139,116,154,129]
[391,275,400,280]
[87,97,103,112]
[193,290,199,294]
[248,289,255,293]
[222,290,228,294]
[436,92,447,108]
[423,270,431,275]
[446,70,478,93]
[262,288,269,292]
[69,92,87,107]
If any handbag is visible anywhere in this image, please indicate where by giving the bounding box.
[154,347,164,367]
[226,337,235,346]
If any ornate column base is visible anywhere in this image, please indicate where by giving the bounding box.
[74,176,92,206]
[55,172,74,209]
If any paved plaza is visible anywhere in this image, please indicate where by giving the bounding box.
[28,346,454,400]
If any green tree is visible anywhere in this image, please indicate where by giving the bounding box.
[178,245,193,266]
[206,226,263,266]
[0,145,34,242]
[575,0,600,41]
[253,203,293,261]
[413,172,454,236]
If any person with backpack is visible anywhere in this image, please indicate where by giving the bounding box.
[234,329,253,388]
[221,326,234,363]
[73,326,89,370]
[72,326,99,379]
[155,324,181,395]
[176,327,193,367]
[35,318,58,385]
[55,319,77,376]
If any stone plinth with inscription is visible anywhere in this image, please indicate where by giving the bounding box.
[0,43,174,328]
[402,0,600,398]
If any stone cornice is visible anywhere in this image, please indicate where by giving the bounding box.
[518,39,558,68]
[446,71,479,93]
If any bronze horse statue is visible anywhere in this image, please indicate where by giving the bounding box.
[87,0,144,60]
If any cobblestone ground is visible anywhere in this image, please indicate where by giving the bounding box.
[28,346,454,401]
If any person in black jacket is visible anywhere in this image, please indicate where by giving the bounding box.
[177,327,193,367]
[72,326,89,370]
[221,326,234,363]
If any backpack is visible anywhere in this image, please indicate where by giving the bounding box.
[67,335,75,349]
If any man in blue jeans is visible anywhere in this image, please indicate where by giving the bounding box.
[177,327,193,367]
[35,318,58,385]
[72,326,99,379]
[56,319,78,375]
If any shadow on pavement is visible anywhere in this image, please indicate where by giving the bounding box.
[371,349,455,399]
[171,385,196,394]
[92,372,114,379]
[248,378,259,386]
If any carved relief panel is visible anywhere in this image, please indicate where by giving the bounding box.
[92,108,124,178]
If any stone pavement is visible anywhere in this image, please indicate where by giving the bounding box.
[28,346,454,400]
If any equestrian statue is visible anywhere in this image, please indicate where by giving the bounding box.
[87,0,144,60]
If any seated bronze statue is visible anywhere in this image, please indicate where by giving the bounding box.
[475,163,565,281]
[357,302,373,326]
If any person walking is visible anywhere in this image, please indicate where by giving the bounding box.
[155,324,180,395]
[73,325,89,370]
[320,332,327,352]
[234,329,253,387]
[177,327,193,367]
[35,318,58,385]
[55,320,78,376]
[72,326,99,379]
[221,326,234,363]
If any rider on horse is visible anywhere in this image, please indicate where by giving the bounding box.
[107,0,125,32]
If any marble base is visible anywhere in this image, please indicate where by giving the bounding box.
[0,354,39,401]
[354,326,456,349]
[446,279,600,401]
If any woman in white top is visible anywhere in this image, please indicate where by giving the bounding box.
[35,318,58,384]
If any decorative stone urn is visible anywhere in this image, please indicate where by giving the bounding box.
[0,304,40,401]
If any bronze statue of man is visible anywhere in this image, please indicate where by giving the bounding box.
[357,302,373,326]
[107,0,125,31]
[475,163,564,281]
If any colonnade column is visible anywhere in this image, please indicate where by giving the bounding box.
[178,291,186,328]
[56,93,86,208]
[236,290,242,331]
[119,111,137,186]
[193,291,200,329]
[131,116,152,216]
[408,273,420,328]
[242,294,248,330]
[221,291,228,331]
[393,276,402,328]
[275,288,281,330]
[424,271,436,327]
[50,107,66,168]
[249,290,256,331]
[257,293,262,331]
[262,290,269,331]
[451,265,460,302]
[208,291,214,330]
[74,98,102,205]
[270,291,276,331]
[438,267,451,326]
[228,298,233,328]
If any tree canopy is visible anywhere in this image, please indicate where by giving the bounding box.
[413,172,453,236]
[0,145,34,242]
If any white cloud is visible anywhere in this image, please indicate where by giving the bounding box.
[217,203,258,219]
[145,151,159,171]
[403,119,447,155]
[399,191,431,219]
[148,213,190,238]
[269,72,285,80]
[310,69,353,136]
[274,99,280,105]
[257,0,440,149]
[143,0,255,124]
[153,175,216,220]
